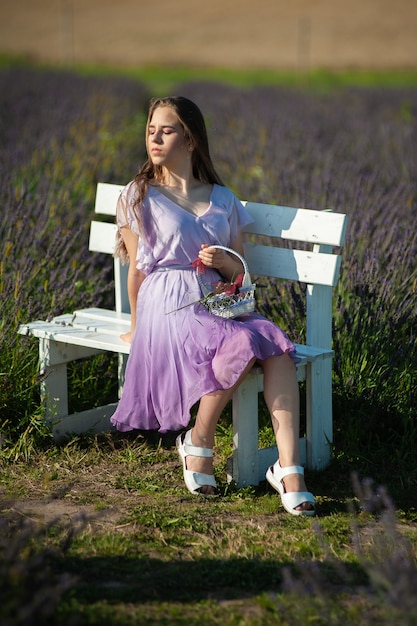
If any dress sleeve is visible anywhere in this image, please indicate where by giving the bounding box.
[114,181,140,262]
[116,181,140,236]
[228,190,254,243]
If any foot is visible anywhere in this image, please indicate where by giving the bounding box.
[176,429,217,496]
[120,331,133,343]
[266,461,315,516]
[184,451,216,496]
[281,472,312,511]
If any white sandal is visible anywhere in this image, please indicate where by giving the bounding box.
[176,429,218,496]
[266,460,315,516]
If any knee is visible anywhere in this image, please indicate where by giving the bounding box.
[262,352,296,373]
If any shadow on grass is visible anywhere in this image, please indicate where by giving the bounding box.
[61,554,365,604]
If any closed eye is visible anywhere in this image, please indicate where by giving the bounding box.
[148,125,176,135]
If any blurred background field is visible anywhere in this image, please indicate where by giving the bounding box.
[1,0,417,70]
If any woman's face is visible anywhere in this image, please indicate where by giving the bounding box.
[146,105,190,171]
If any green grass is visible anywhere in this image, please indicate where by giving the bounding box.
[3,52,417,95]
[1,431,417,625]
[71,65,417,95]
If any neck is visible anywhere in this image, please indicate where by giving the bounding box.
[160,168,198,194]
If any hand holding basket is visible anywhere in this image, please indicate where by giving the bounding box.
[197,245,256,319]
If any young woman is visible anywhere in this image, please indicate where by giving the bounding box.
[111,96,315,516]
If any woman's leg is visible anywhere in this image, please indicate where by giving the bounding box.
[261,353,314,511]
[186,357,257,494]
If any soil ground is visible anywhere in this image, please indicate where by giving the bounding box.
[1,455,140,532]
[1,0,417,70]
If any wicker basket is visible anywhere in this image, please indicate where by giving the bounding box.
[198,245,256,319]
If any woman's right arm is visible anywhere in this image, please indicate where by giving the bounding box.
[119,225,145,343]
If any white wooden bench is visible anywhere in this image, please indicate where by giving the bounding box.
[19,182,347,486]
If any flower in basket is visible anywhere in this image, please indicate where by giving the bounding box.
[213,274,244,295]
[192,257,244,295]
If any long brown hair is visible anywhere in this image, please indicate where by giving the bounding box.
[115,97,223,261]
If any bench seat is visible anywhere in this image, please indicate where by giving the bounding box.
[20,309,131,355]
[20,307,333,362]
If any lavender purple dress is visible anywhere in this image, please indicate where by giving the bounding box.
[110,182,297,433]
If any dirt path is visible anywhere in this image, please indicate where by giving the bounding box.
[1,0,417,70]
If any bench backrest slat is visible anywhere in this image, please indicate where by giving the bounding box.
[95,182,124,215]
[244,243,341,287]
[243,202,347,247]
[89,222,342,287]
[94,184,348,249]
[89,221,117,254]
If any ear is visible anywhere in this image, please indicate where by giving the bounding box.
[184,133,195,151]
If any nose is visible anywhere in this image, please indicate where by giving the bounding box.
[151,129,163,143]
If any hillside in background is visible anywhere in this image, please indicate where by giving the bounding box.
[1,0,417,70]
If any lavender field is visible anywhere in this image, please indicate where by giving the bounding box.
[1,67,416,495]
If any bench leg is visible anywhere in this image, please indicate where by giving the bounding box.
[39,337,102,424]
[230,372,260,487]
[118,353,128,398]
[306,358,332,470]
[228,364,313,487]
[39,340,69,423]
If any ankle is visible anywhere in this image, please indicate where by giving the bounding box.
[277,458,301,470]
[189,427,214,450]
